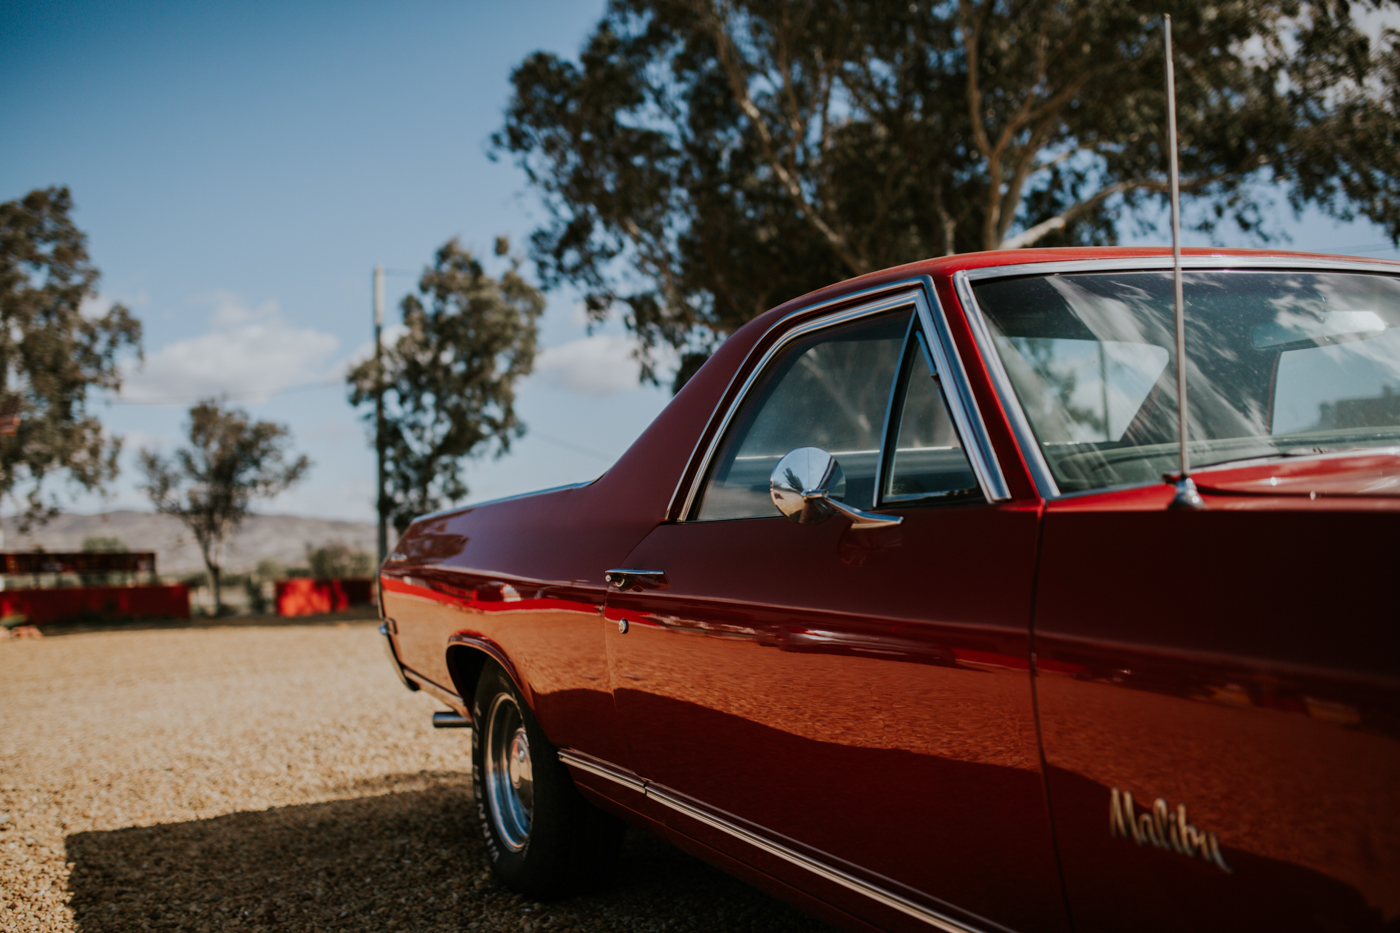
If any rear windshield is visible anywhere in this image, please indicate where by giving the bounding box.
[972,269,1400,493]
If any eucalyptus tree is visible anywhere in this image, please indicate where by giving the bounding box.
[0,186,142,526]
[140,401,310,614]
[495,0,1399,385]
[347,239,544,534]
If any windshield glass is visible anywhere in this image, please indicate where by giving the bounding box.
[972,269,1400,493]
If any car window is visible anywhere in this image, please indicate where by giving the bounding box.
[989,337,1170,443]
[883,334,981,502]
[973,270,1400,493]
[695,311,908,521]
[1273,328,1400,433]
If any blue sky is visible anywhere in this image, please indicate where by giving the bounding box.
[2,1,1397,522]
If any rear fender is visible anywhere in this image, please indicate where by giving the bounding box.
[445,633,534,720]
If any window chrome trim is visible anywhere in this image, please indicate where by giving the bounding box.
[676,278,1010,520]
[909,276,1009,502]
[958,253,1400,282]
[876,329,983,508]
[676,288,918,520]
[952,271,1061,499]
[953,255,1400,500]
[667,279,927,520]
[870,316,921,509]
[644,783,985,933]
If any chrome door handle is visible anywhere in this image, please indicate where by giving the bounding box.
[605,569,668,591]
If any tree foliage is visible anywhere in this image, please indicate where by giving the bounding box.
[139,401,310,613]
[304,541,375,580]
[347,239,544,534]
[0,186,143,525]
[495,0,1400,381]
[80,535,127,553]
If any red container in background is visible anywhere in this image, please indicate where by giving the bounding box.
[0,585,189,625]
[275,578,373,617]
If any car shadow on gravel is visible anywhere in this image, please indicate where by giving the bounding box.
[65,777,834,933]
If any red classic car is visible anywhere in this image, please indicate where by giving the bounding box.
[379,247,1400,933]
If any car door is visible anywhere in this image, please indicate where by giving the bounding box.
[602,290,1068,933]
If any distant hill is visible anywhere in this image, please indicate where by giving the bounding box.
[0,511,393,576]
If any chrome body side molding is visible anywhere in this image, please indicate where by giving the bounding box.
[645,784,987,933]
[559,749,990,933]
[557,749,647,793]
[674,277,1010,520]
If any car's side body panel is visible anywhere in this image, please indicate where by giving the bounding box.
[1033,483,1400,933]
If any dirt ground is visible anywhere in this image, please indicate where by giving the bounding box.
[0,621,833,933]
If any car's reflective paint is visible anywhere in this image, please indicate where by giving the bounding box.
[1189,448,1400,499]
[381,248,1400,933]
[601,501,1060,933]
[1033,482,1400,932]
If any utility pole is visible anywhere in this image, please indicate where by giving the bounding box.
[374,265,388,565]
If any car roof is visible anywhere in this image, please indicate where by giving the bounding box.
[746,246,1400,337]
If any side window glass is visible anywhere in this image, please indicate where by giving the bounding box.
[696,312,909,521]
[1272,328,1400,433]
[990,336,1170,443]
[883,335,983,503]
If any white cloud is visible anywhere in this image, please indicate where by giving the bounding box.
[80,294,114,319]
[115,428,171,454]
[532,334,650,397]
[569,300,593,328]
[121,293,340,402]
[265,474,378,523]
[299,420,360,445]
[81,288,149,320]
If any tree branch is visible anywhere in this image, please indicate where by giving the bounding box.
[699,0,868,274]
[997,119,1065,244]
[998,177,1169,249]
[958,0,1002,249]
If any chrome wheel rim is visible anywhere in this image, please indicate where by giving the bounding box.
[483,692,533,851]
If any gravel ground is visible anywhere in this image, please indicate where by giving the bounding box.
[0,621,834,933]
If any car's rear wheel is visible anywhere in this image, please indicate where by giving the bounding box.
[471,661,623,899]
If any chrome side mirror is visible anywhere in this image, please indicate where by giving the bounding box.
[769,447,902,530]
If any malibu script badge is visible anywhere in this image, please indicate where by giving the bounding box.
[1110,787,1233,873]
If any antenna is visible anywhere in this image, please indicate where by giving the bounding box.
[1164,14,1204,511]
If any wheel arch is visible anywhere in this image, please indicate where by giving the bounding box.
[445,634,534,716]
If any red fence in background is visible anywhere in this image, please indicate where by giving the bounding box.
[0,585,189,625]
[1,551,156,574]
[275,579,374,617]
